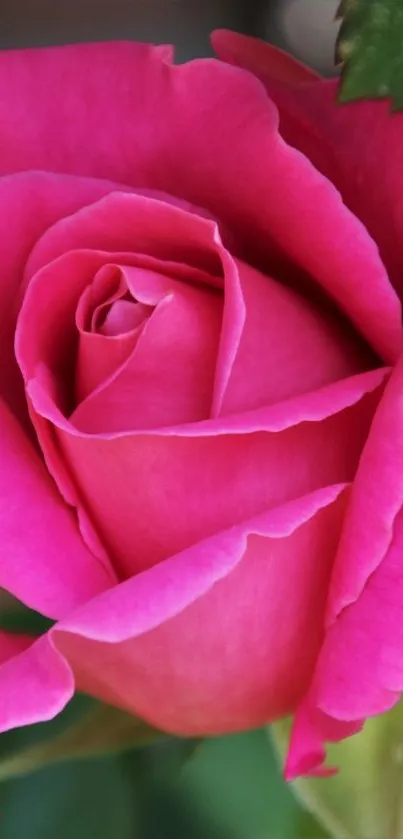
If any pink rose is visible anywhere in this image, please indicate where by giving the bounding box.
[0,32,400,777]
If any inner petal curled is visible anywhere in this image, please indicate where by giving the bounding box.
[73,262,224,429]
[75,264,154,403]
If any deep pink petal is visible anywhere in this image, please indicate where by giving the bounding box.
[287,358,403,776]
[0,631,34,662]
[17,190,242,434]
[75,266,143,402]
[16,233,221,555]
[73,263,223,429]
[0,171,126,421]
[76,329,140,404]
[214,36,403,305]
[220,259,371,415]
[286,514,403,778]
[293,83,403,298]
[0,42,171,179]
[0,634,73,731]
[286,702,362,780]
[212,29,321,85]
[327,356,403,622]
[0,487,346,735]
[22,190,244,424]
[53,485,346,734]
[24,363,385,579]
[0,484,340,738]
[0,397,115,618]
[0,632,73,733]
[2,43,399,361]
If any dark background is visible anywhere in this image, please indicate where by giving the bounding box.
[0,0,339,73]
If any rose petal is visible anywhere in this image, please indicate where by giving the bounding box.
[0,171,126,421]
[0,485,347,735]
[0,634,73,731]
[18,192,244,431]
[0,631,34,662]
[0,397,115,618]
[287,357,403,776]
[26,364,385,579]
[73,263,223,429]
[2,43,399,361]
[326,357,403,622]
[220,259,372,415]
[285,702,361,780]
[54,485,347,734]
[213,34,403,307]
[212,29,321,85]
[75,266,143,402]
[22,190,245,424]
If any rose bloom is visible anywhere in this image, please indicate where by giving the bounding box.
[0,29,401,778]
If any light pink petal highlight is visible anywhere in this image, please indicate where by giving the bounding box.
[0,634,73,732]
[0,171,123,421]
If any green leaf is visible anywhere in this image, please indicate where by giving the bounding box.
[271,701,403,839]
[0,589,54,635]
[179,729,326,838]
[0,700,165,781]
[338,0,403,108]
[0,702,202,839]
[0,715,328,839]
[0,748,141,839]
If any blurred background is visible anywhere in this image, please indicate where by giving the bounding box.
[0,698,326,839]
[0,0,340,73]
[0,2,339,837]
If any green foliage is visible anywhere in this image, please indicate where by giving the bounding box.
[0,709,328,839]
[338,0,403,108]
[0,597,326,835]
[0,700,165,781]
[0,590,54,635]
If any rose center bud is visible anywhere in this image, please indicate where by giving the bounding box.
[72,259,223,430]
[74,264,154,405]
[97,299,152,337]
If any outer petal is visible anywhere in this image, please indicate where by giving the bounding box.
[0,634,74,731]
[287,357,403,777]
[15,185,388,586]
[0,631,34,662]
[0,486,347,735]
[212,30,321,85]
[213,33,403,303]
[220,259,371,415]
[0,172,126,421]
[72,252,371,428]
[25,365,386,579]
[0,631,73,733]
[0,397,115,618]
[1,42,400,361]
[73,264,223,429]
